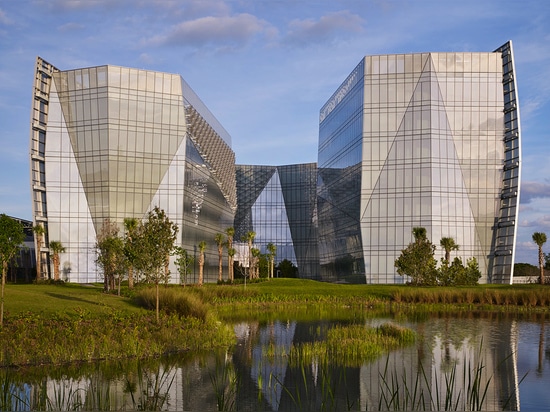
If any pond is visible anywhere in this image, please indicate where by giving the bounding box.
[2,310,549,411]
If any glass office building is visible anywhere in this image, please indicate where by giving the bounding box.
[318,41,521,284]
[30,57,236,283]
[234,163,319,278]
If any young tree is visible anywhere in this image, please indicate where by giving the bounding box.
[214,233,225,283]
[267,242,277,279]
[135,207,178,322]
[197,240,207,286]
[173,246,194,286]
[32,224,45,281]
[532,232,547,285]
[123,217,139,289]
[96,219,124,292]
[440,237,459,263]
[225,227,235,282]
[49,241,65,282]
[395,227,438,285]
[0,214,25,327]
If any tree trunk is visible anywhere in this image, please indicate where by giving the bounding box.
[1,261,6,326]
[218,250,223,282]
[36,236,42,281]
[155,281,160,323]
[198,254,204,286]
[540,247,545,285]
[53,255,60,281]
[128,266,134,289]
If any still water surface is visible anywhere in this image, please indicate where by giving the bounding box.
[3,311,550,411]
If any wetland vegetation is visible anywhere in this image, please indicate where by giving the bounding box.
[1,279,548,368]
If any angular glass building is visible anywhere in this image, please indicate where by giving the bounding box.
[234,163,319,278]
[317,41,521,284]
[30,57,236,282]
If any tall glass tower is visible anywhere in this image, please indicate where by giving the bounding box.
[317,42,521,284]
[30,58,236,282]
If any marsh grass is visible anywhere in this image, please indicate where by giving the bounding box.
[289,323,416,368]
[0,311,234,367]
[134,286,209,320]
[209,355,239,411]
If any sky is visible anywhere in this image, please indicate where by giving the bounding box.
[0,0,549,265]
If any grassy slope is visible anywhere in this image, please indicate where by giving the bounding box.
[3,279,548,317]
[3,283,146,317]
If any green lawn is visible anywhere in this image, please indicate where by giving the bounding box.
[3,283,146,318]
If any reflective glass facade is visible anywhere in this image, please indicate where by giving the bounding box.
[318,42,521,284]
[30,57,235,282]
[235,164,319,278]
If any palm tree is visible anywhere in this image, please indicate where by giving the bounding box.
[244,231,256,279]
[49,241,65,281]
[267,242,277,278]
[251,248,261,279]
[198,240,207,286]
[440,237,459,263]
[214,233,225,283]
[225,227,235,282]
[123,217,139,289]
[532,232,547,285]
[32,224,45,280]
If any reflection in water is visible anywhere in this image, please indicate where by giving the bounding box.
[2,313,549,411]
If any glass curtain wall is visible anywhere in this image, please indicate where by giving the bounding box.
[319,49,511,284]
[31,58,235,283]
[235,164,319,278]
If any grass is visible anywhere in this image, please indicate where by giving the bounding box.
[1,279,549,368]
[289,322,416,368]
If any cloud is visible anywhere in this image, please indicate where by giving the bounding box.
[57,22,85,32]
[37,0,128,11]
[146,13,272,49]
[520,181,550,204]
[0,8,12,25]
[283,10,364,46]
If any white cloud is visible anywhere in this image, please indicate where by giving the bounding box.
[146,13,272,50]
[283,10,364,46]
[520,181,550,204]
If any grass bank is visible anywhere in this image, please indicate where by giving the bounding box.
[1,279,549,367]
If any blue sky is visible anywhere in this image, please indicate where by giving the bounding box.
[1,0,549,265]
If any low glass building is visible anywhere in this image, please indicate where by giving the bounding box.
[317,41,521,284]
[234,163,319,278]
[30,57,236,283]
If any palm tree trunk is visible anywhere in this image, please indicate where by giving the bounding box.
[540,246,545,285]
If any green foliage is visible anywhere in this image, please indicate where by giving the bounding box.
[395,228,438,285]
[134,207,178,285]
[276,259,298,278]
[173,246,194,286]
[514,262,538,277]
[96,219,126,292]
[438,257,481,286]
[0,214,25,326]
[396,228,480,286]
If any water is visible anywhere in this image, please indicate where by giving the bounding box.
[2,311,549,411]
